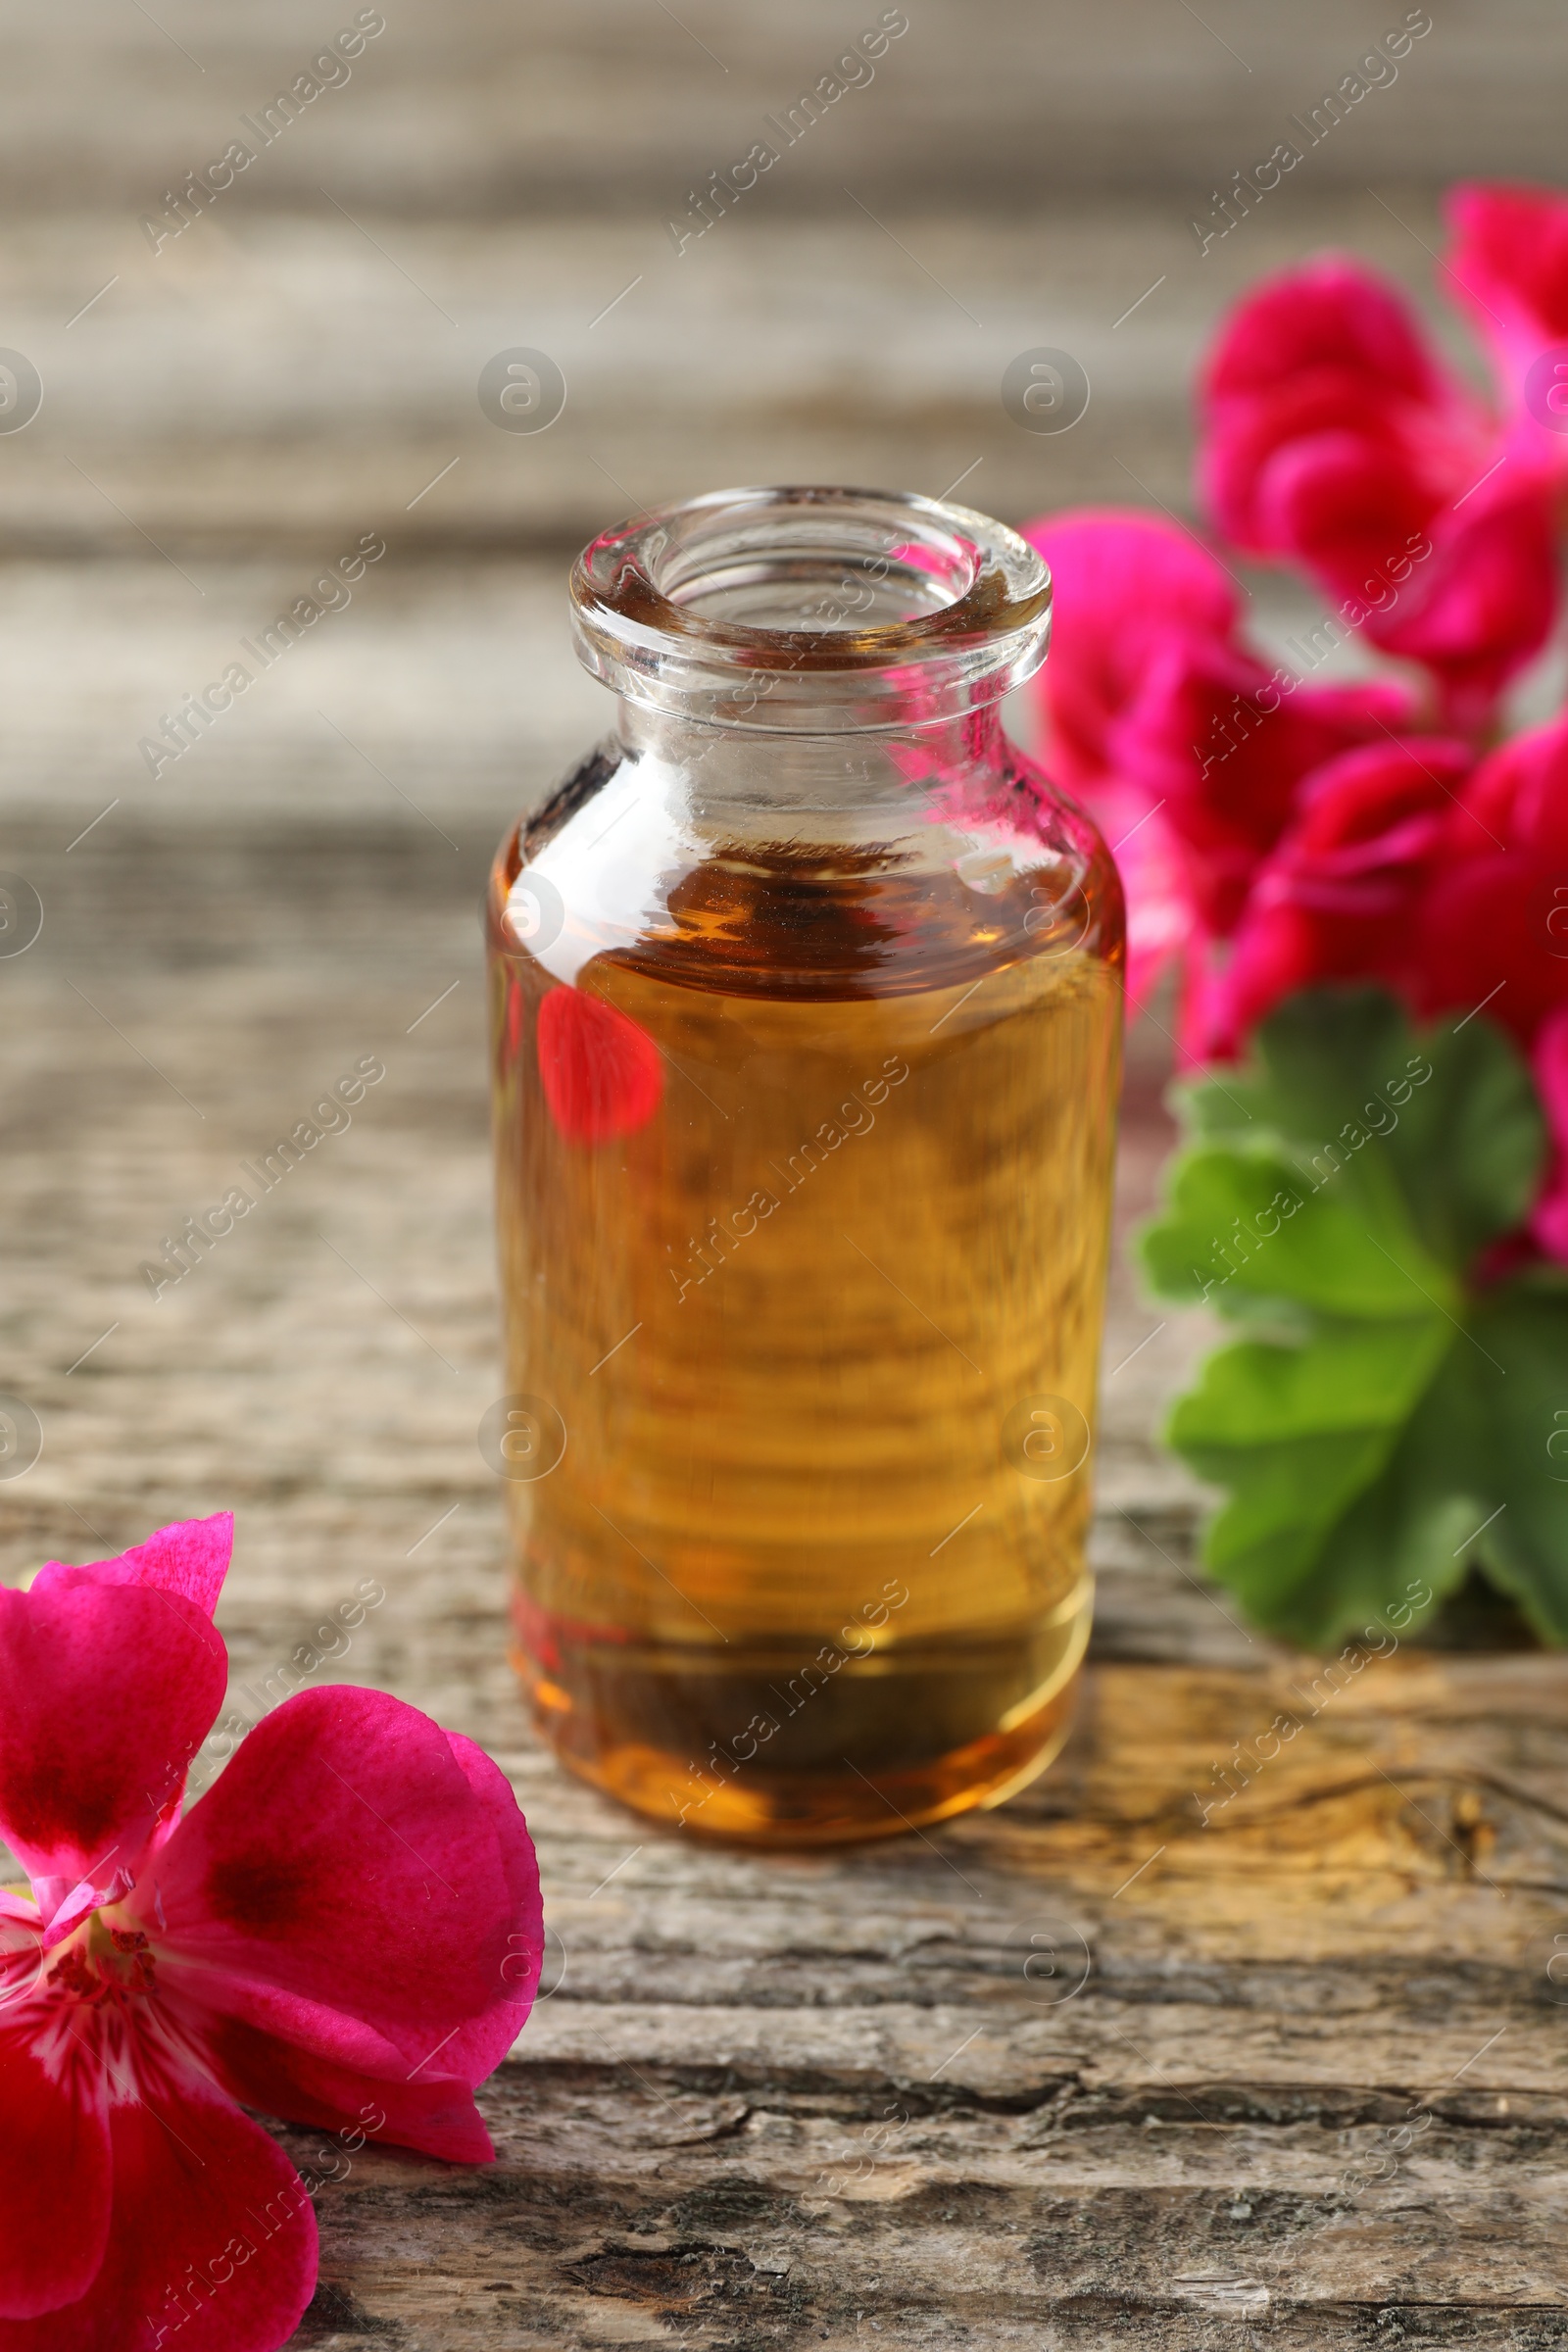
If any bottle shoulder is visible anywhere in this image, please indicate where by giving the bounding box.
[489,734,1124,1003]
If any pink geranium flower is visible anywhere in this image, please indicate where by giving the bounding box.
[1187,710,1568,1081]
[1020,509,1415,998]
[0,1515,542,2352]
[1019,509,1236,795]
[1446,181,1568,478]
[1183,734,1472,1058]
[1410,710,1568,1046]
[1015,512,1227,1008]
[1198,256,1558,728]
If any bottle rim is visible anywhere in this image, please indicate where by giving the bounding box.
[569,483,1053,732]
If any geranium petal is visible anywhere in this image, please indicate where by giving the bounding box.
[1410,714,1568,1043]
[0,2067,317,2352]
[1201,377,1423,554]
[1253,428,1432,597]
[1185,737,1473,1058]
[1020,508,1237,787]
[0,1584,225,1899]
[1445,180,1568,475]
[1368,471,1560,730]
[1201,256,1445,412]
[1264,438,1558,728]
[1022,504,1428,946]
[136,1687,539,2084]
[431,1731,543,2082]
[154,1971,416,2078]
[1191,249,1555,726]
[169,1995,496,2164]
[30,1514,233,1621]
[0,2025,112,2318]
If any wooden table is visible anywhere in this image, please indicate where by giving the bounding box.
[4,3,1567,2340]
[9,747,1567,2348]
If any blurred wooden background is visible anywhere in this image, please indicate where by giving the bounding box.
[3,2,1568,2344]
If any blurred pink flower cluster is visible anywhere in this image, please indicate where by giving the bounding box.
[1025,179,1568,1261]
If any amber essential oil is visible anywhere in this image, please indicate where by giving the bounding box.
[489,829,1119,1843]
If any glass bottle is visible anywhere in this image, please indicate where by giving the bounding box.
[485,486,1123,1845]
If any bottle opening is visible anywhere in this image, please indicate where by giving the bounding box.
[570,484,1052,731]
[657,495,978,631]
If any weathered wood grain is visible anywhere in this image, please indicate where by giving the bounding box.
[5,0,1562,214]
[0,193,1516,561]
[3,0,1554,562]
[5,2,1568,2334]
[5,771,1566,2346]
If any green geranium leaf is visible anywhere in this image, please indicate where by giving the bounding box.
[1140,1140,1460,1320]
[1177,987,1544,1266]
[1139,987,1567,1646]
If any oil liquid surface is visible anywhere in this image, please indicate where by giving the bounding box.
[488,826,1121,1843]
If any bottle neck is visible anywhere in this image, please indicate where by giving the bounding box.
[612,696,1013,827]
